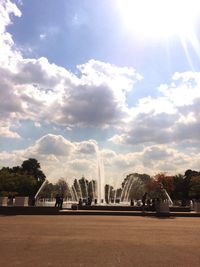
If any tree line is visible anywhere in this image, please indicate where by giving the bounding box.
[0,158,45,197]
[0,158,200,203]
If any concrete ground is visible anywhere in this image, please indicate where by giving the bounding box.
[0,215,199,267]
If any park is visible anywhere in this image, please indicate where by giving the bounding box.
[0,158,200,266]
[1,1,200,266]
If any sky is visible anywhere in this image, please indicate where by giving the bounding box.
[1,0,200,187]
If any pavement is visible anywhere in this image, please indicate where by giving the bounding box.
[0,215,200,267]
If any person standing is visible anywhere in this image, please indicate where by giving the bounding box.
[130,199,134,206]
[59,194,64,209]
[55,194,60,207]
[142,192,148,212]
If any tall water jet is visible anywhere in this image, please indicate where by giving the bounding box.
[95,147,105,204]
[71,185,78,202]
[35,179,48,199]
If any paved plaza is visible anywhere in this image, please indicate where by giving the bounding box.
[0,215,200,267]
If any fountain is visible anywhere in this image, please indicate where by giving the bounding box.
[35,179,48,199]
[71,185,78,202]
[33,146,174,210]
[96,148,105,204]
[120,174,146,203]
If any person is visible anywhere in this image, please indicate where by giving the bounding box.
[78,198,83,207]
[130,199,134,206]
[156,198,161,213]
[147,199,151,210]
[55,194,60,207]
[142,192,148,206]
[87,197,92,206]
[59,194,64,209]
[142,192,148,212]
[151,198,156,211]
[136,199,141,207]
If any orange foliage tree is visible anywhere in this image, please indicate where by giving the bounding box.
[145,173,175,197]
[154,173,175,194]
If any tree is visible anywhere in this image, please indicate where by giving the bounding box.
[182,169,200,200]
[145,178,160,198]
[56,178,70,197]
[22,158,46,182]
[154,173,175,194]
[170,174,185,200]
[0,158,46,197]
[0,168,37,197]
[189,176,200,199]
[145,173,175,200]
[38,182,55,199]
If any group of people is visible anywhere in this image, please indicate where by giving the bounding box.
[55,194,64,209]
[78,197,93,207]
[130,192,161,211]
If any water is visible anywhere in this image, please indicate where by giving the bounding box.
[35,180,48,199]
[163,189,173,206]
[120,175,146,203]
[95,147,105,204]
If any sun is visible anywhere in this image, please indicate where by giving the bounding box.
[117,0,200,40]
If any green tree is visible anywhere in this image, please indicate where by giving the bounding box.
[171,174,185,200]
[22,158,46,182]
[182,169,200,201]
[189,176,200,199]
[0,158,46,197]
[0,168,37,197]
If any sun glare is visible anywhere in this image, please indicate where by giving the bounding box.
[117,0,200,39]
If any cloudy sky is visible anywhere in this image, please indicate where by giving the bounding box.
[1,0,200,187]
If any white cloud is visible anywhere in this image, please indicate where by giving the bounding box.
[1,19,142,130]
[9,57,141,128]
[1,0,200,181]
[0,134,98,183]
[75,140,97,154]
[34,122,41,128]
[110,71,200,148]
[39,33,46,40]
[0,126,20,139]
[0,0,21,33]
[25,134,75,157]
[0,0,22,68]
[0,134,200,186]
[159,71,200,106]
[0,1,142,132]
